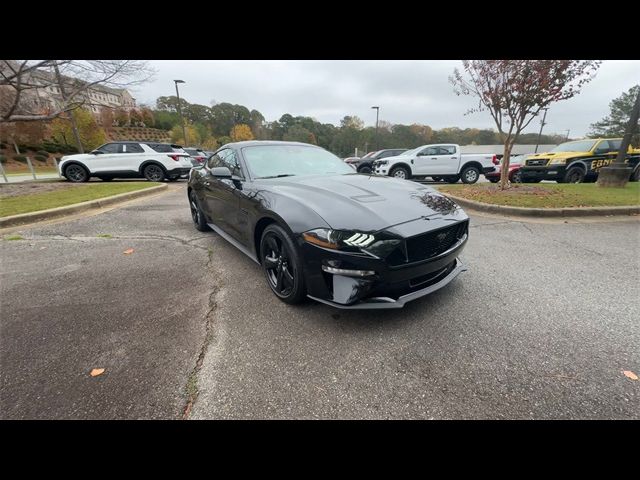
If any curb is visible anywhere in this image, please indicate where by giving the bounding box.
[441,192,640,218]
[0,184,168,228]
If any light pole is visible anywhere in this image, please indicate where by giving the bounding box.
[564,129,571,142]
[534,108,548,153]
[371,106,380,151]
[174,79,187,146]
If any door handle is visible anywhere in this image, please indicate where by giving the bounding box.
[451,157,457,159]
[431,157,438,160]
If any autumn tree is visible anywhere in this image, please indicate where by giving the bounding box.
[51,108,106,151]
[114,108,129,127]
[129,109,142,126]
[171,124,200,145]
[451,60,600,188]
[140,107,155,127]
[589,85,640,146]
[230,124,254,142]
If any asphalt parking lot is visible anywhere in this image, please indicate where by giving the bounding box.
[1,182,638,419]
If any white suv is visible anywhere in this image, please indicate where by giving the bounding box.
[59,142,193,182]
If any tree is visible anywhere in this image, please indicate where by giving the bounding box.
[283,125,316,144]
[0,60,154,123]
[140,107,155,127]
[51,108,106,151]
[230,124,254,142]
[589,85,640,146]
[129,109,142,126]
[98,107,115,136]
[114,108,129,127]
[171,124,200,145]
[340,115,364,130]
[451,60,600,188]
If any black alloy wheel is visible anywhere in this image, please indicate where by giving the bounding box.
[260,224,305,304]
[189,190,209,231]
[143,164,165,182]
[65,164,89,182]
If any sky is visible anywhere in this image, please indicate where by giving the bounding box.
[135,60,640,138]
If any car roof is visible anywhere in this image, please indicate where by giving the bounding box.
[222,140,320,149]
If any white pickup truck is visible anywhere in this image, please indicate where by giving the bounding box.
[372,144,498,183]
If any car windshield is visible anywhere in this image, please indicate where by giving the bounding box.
[362,151,377,159]
[242,145,354,178]
[549,140,597,152]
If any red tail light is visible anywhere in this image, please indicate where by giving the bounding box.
[492,155,499,165]
[168,154,180,161]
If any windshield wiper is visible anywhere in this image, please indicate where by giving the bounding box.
[256,174,296,179]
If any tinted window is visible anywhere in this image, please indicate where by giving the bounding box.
[379,151,399,159]
[97,143,120,154]
[608,139,622,151]
[594,140,611,153]
[184,148,199,156]
[438,146,456,155]
[550,140,597,152]
[124,143,143,153]
[219,149,243,177]
[420,147,438,156]
[242,145,353,178]
[146,143,184,153]
[207,152,224,169]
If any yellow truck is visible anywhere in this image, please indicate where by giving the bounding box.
[520,138,640,183]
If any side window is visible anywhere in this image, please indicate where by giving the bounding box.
[608,139,622,151]
[97,143,120,154]
[221,150,243,177]
[124,143,143,153]
[439,146,456,155]
[420,147,438,156]
[594,140,611,154]
[207,151,224,169]
[379,151,395,159]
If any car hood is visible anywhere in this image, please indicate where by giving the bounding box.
[263,173,461,232]
[374,154,413,163]
[61,153,97,162]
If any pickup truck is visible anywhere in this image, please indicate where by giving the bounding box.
[519,138,640,183]
[372,144,497,183]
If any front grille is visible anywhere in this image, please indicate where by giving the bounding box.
[405,221,468,263]
[526,159,549,166]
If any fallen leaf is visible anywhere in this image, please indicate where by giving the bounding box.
[123,248,134,255]
[623,370,638,381]
[90,368,105,377]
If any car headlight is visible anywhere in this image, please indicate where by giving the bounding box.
[549,158,567,165]
[302,228,402,257]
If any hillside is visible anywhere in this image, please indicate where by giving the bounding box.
[108,127,172,143]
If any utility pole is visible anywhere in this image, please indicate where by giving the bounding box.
[565,129,571,142]
[371,106,380,151]
[597,88,640,188]
[174,79,188,146]
[534,108,548,153]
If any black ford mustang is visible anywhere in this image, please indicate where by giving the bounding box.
[187,141,469,309]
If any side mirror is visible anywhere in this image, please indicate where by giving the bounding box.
[210,166,232,178]
[91,150,103,155]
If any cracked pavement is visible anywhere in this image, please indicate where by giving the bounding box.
[1,182,639,419]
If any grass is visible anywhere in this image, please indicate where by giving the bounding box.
[97,234,113,238]
[0,182,160,217]
[437,182,640,208]
[4,234,24,241]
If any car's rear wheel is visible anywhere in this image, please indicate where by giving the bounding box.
[260,224,306,304]
[143,164,165,182]
[64,164,89,183]
[444,175,460,183]
[189,190,210,232]
[461,166,480,184]
[390,166,410,180]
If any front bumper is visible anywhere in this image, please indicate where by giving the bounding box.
[301,231,468,309]
[519,166,566,181]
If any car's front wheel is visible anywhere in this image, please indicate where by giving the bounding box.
[189,190,210,232]
[260,224,306,304]
[143,164,165,182]
[390,166,410,180]
[511,170,522,183]
[358,166,372,174]
[64,164,89,183]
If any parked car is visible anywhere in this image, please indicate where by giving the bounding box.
[355,149,408,174]
[373,144,496,183]
[184,148,208,166]
[520,138,640,183]
[58,142,193,182]
[484,155,529,183]
[188,141,469,309]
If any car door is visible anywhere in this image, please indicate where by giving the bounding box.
[413,146,440,175]
[219,149,250,245]
[119,143,145,173]
[203,149,241,239]
[88,143,122,173]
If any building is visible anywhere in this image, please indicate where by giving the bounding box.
[1,60,137,117]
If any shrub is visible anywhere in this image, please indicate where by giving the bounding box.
[34,154,48,162]
[0,154,6,164]
[14,155,28,164]
[37,150,50,157]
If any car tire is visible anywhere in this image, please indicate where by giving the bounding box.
[461,166,480,184]
[100,177,113,182]
[260,224,306,305]
[487,178,499,183]
[358,166,372,174]
[431,176,442,182]
[511,170,523,183]
[64,164,89,183]
[189,190,210,232]
[444,175,460,184]
[143,164,166,182]
[630,167,640,182]
[390,166,410,180]
[563,167,585,184]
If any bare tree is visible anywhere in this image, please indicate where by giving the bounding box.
[450,60,601,189]
[0,60,155,122]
